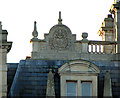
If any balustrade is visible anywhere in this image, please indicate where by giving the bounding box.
[88,41,116,54]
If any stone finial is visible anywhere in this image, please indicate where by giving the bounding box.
[46,69,55,97]
[32,21,38,38]
[81,32,88,53]
[103,70,112,97]
[82,32,88,41]
[58,11,62,25]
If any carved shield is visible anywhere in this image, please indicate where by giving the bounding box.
[49,28,69,50]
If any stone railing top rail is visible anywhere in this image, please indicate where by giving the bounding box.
[88,41,117,45]
[75,40,117,45]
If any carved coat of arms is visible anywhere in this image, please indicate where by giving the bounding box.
[49,27,70,50]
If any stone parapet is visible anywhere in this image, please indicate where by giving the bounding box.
[31,52,120,61]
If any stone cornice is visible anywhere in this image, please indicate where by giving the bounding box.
[59,72,99,76]
[30,38,46,43]
[0,42,12,53]
[102,27,114,31]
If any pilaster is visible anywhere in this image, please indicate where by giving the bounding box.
[0,22,12,98]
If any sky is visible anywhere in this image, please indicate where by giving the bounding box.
[0,0,114,63]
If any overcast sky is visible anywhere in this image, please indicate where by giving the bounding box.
[0,0,114,63]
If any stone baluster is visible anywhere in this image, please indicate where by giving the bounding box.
[99,45,102,54]
[95,44,97,53]
[88,45,90,52]
[91,44,93,53]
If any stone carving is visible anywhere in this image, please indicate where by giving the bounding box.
[49,27,71,50]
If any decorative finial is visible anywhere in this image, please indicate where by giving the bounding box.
[32,21,38,38]
[49,68,52,72]
[82,32,88,39]
[58,11,62,24]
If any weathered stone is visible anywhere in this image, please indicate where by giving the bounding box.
[0,22,12,98]
[103,70,112,97]
[58,60,100,96]
[32,21,38,38]
[1,1,120,97]
[82,32,88,39]
[46,69,55,97]
[58,11,62,25]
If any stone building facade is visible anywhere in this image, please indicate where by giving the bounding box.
[0,1,120,98]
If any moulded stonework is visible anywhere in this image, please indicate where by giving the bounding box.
[49,25,72,51]
[58,60,100,96]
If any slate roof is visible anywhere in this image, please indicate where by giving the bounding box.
[7,60,120,98]
[92,61,120,98]
[8,60,69,97]
[7,63,18,95]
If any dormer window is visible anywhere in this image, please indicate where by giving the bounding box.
[58,60,100,97]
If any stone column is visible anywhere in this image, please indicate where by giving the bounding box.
[0,22,12,98]
[110,2,120,54]
[81,32,89,53]
[0,47,7,97]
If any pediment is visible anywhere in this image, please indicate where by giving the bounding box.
[58,59,101,75]
[44,24,76,51]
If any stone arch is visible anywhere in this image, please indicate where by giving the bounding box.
[58,59,101,75]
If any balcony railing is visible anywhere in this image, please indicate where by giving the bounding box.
[88,41,117,54]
